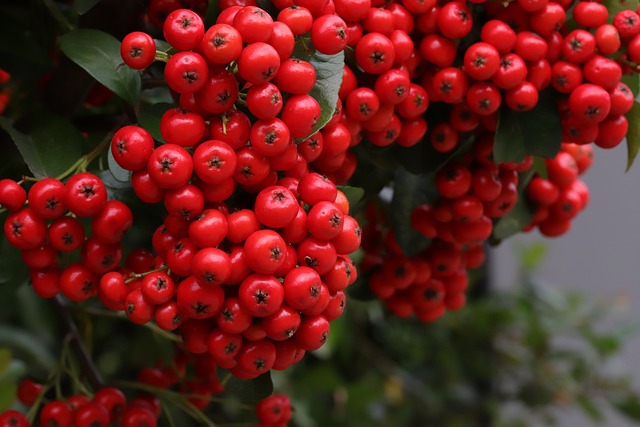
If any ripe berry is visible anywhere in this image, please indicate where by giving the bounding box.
[355,32,396,75]
[244,230,287,275]
[238,42,280,85]
[0,179,26,211]
[147,144,194,189]
[239,273,285,317]
[200,24,243,65]
[111,125,155,171]
[27,178,66,220]
[4,208,47,250]
[64,172,107,217]
[163,9,205,51]
[120,31,156,70]
[311,14,349,55]
[176,276,225,319]
[164,51,208,94]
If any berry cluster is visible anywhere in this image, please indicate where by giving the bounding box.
[0,346,294,427]
[361,200,483,321]
[0,174,134,301]
[525,143,592,236]
[2,381,160,427]
[114,4,365,378]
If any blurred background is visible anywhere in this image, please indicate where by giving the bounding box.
[492,144,640,427]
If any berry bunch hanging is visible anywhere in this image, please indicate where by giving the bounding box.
[2,0,640,424]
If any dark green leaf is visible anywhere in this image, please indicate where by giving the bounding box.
[138,102,174,143]
[204,0,220,28]
[0,326,55,372]
[222,371,273,403]
[0,114,85,179]
[492,198,533,240]
[614,397,640,421]
[626,102,640,171]
[0,234,29,301]
[0,349,10,375]
[60,29,141,105]
[73,0,102,14]
[292,48,344,140]
[108,147,130,182]
[492,169,536,240]
[622,74,640,97]
[494,89,562,164]
[41,0,73,31]
[0,382,16,412]
[0,360,26,384]
[396,132,473,175]
[154,39,172,53]
[391,167,436,256]
[532,156,548,180]
[337,186,364,206]
[97,170,163,232]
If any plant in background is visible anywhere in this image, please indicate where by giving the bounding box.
[1,0,640,425]
[273,245,640,426]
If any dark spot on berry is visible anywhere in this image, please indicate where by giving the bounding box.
[82,280,94,294]
[225,342,237,354]
[129,47,143,58]
[255,289,268,304]
[370,51,385,64]
[11,220,22,236]
[192,302,209,314]
[183,71,198,84]
[213,35,226,47]
[424,288,439,300]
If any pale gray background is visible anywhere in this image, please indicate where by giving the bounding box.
[491,144,640,426]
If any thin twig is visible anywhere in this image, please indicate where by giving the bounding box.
[51,295,104,390]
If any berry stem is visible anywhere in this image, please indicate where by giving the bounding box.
[51,295,105,390]
[125,265,170,284]
[155,51,170,63]
[83,307,181,343]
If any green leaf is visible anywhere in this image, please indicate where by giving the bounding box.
[221,371,273,403]
[138,102,174,143]
[154,39,172,53]
[492,169,536,241]
[97,170,163,232]
[108,147,130,182]
[494,89,562,164]
[0,234,29,300]
[292,48,344,140]
[0,349,10,375]
[337,186,364,206]
[622,73,640,98]
[60,29,141,105]
[204,0,220,28]
[626,102,640,171]
[73,0,102,14]
[0,360,27,384]
[603,0,640,23]
[0,326,55,372]
[0,114,85,179]
[391,167,436,256]
[614,397,640,421]
[0,382,16,412]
